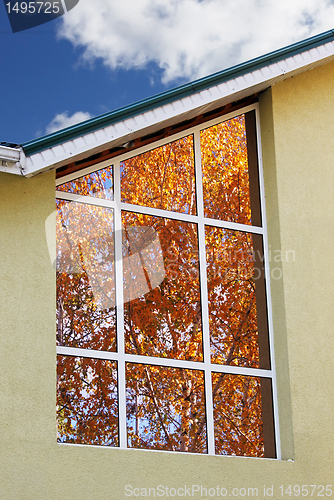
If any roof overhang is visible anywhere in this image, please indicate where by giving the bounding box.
[2,30,334,178]
[0,144,24,175]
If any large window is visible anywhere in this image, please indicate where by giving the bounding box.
[56,107,277,458]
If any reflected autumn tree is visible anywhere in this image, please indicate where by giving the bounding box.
[122,211,202,362]
[56,200,116,352]
[56,115,271,456]
[212,373,264,456]
[126,364,206,453]
[121,135,196,215]
[122,211,206,452]
[205,227,260,368]
[57,356,118,445]
[57,166,114,200]
[201,115,251,224]
[121,137,204,452]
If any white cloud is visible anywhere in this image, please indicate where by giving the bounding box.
[57,0,334,84]
[45,111,92,134]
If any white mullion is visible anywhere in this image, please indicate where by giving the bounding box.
[114,159,127,449]
[56,345,272,378]
[125,357,272,377]
[122,356,272,378]
[194,129,215,455]
[56,190,116,209]
[205,364,272,379]
[57,346,118,361]
[55,192,264,236]
[120,200,263,236]
[255,105,281,460]
[120,201,198,224]
[203,217,263,235]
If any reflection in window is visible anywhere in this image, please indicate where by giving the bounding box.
[212,373,264,456]
[56,110,276,458]
[56,200,116,351]
[57,166,114,200]
[57,356,118,446]
[205,226,260,368]
[122,211,203,362]
[121,136,196,215]
[201,116,251,224]
[126,363,206,453]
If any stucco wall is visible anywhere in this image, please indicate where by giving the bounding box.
[260,59,334,475]
[0,60,333,499]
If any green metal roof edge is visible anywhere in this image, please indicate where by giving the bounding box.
[22,29,334,157]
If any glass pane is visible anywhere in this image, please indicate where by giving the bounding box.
[201,115,251,224]
[57,166,113,200]
[121,136,196,215]
[57,356,118,446]
[122,211,203,361]
[212,373,264,457]
[56,200,116,351]
[205,226,260,368]
[126,363,206,453]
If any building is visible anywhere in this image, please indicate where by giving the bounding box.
[1,30,333,499]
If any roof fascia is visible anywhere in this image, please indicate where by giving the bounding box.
[0,145,25,175]
[21,29,334,158]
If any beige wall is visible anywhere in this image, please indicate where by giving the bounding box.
[0,60,333,499]
[260,59,334,472]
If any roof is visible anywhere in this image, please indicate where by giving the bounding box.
[2,29,334,177]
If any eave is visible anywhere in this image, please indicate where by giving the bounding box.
[2,29,334,177]
[0,144,24,175]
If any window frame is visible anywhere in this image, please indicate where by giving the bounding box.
[55,103,280,458]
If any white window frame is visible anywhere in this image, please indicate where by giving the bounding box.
[56,103,280,459]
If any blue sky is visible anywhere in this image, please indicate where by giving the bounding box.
[1,0,334,145]
[0,12,166,144]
